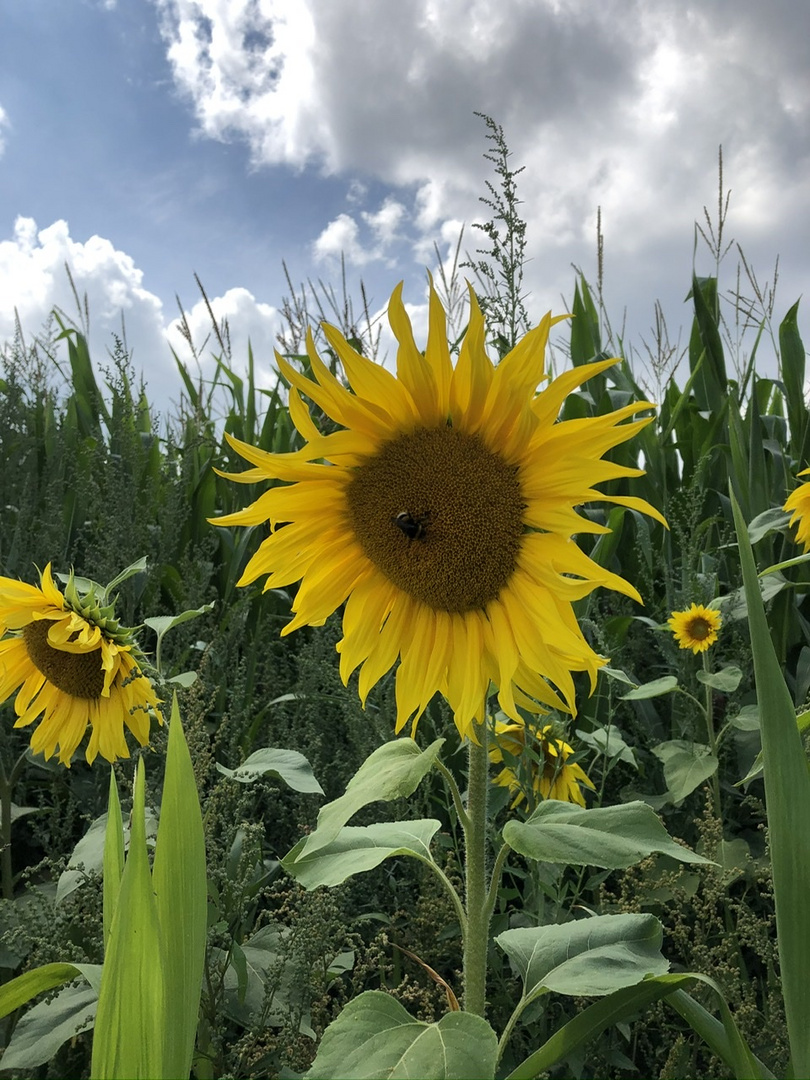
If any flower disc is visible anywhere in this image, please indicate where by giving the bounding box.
[24,620,105,699]
[346,427,525,613]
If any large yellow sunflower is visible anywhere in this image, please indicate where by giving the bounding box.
[489,718,596,808]
[0,564,162,766]
[212,281,665,740]
[784,467,810,552]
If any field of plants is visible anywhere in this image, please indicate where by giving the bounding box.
[1,129,809,1079]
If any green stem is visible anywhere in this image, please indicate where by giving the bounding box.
[410,853,468,939]
[0,750,29,901]
[463,717,490,1017]
[702,652,723,825]
[435,758,471,833]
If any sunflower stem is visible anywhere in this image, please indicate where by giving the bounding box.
[463,716,490,1017]
[702,651,724,827]
[0,751,28,901]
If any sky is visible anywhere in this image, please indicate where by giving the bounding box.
[1,0,808,412]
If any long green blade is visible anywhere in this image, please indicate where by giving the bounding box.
[152,695,208,1080]
[0,963,83,1020]
[732,489,810,1077]
[102,769,124,951]
[91,760,166,1080]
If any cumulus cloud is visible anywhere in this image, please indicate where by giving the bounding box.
[313,197,408,267]
[0,217,177,397]
[0,218,284,409]
[167,286,281,390]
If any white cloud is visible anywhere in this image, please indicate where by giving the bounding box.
[362,199,406,246]
[0,218,284,409]
[313,213,368,265]
[167,286,281,389]
[313,197,408,268]
[0,217,176,398]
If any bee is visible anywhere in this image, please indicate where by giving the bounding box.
[393,510,430,540]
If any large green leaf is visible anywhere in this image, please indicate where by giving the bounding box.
[732,491,810,1077]
[284,820,442,889]
[1,980,99,1070]
[299,738,444,858]
[305,991,498,1080]
[502,801,712,869]
[152,697,208,1080]
[91,760,166,1080]
[216,747,323,793]
[496,914,668,1002]
[651,740,718,804]
[696,665,743,692]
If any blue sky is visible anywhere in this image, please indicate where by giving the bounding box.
[1,0,809,407]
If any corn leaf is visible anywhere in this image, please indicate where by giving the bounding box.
[152,696,208,1080]
[731,489,810,1077]
[91,760,166,1080]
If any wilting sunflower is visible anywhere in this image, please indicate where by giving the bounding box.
[0,564,162,766]
[489,718,595,808]
[668,603,722,654]
[784,468,810,552]
[212,281,665,739]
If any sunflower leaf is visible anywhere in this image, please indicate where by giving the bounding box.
[621,676,679,700]
[0,981,99,1070]
[696,666,743,692]
[502,801,712,869]
[305,991,498,1080]
[283,820,442,889]
[651,740,718,804]
[143,605,215,638]
[216,747,323,793]
[298,738,444,858]
[496,913,668,1005]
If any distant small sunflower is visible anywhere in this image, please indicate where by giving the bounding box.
[212,280,665,740]
[668,603,722,654]
[784,467,810,552]
[489,718,595,807]
[0,564,162,766]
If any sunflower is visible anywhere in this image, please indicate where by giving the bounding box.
[0,564,162,766]
[489,718,596,808]
[784,467,810,552]
[212,280,665,740]
[668,603,722,654]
